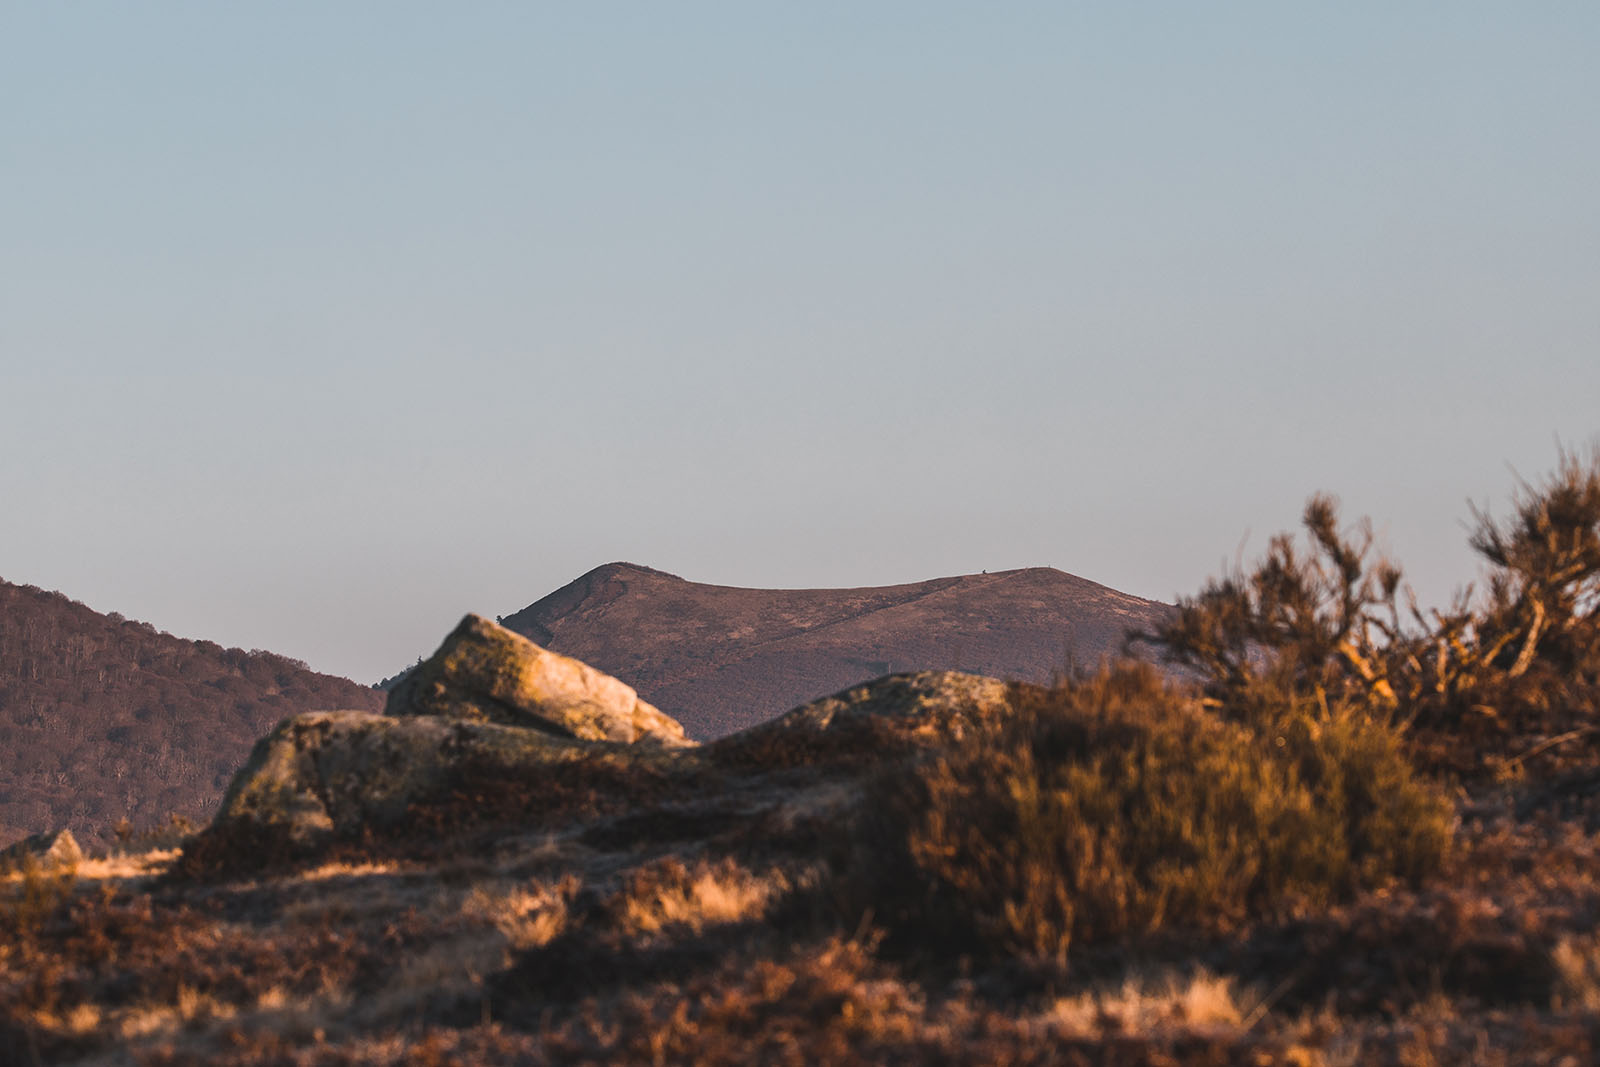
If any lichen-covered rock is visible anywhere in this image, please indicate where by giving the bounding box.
[706,671,1017,768]
[768,671,1014,736]
[195,628,695,870]
[0,828,82,872]
[211,709,606,848]
[194,663,1013,876]
[387,614,689,747]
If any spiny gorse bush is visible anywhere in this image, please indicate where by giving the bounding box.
[1135,448,1600,777]
[855,664,1450,962]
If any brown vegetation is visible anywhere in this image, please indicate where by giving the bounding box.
[0,580,384,847]
[1134,447,1600,781]
[6,451,1600,1063]
[851,665,1451,962]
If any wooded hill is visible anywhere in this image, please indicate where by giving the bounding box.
[0,579,383,847]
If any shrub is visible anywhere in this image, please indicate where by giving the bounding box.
[1135,449,1600,778]
[0,852,78,941]
[853,665,1451,962]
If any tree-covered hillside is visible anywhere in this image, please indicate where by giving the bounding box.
[0,581,383,846]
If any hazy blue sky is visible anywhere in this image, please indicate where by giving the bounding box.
[4,4,1597,683]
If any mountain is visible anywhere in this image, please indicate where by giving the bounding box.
[499,562,1173,739]
[0,578,384,848]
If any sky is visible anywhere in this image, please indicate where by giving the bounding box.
[3,4,1597,684]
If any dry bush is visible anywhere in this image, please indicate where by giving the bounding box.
[1137,449,1600,779]
[850,664,1451,962]
[1130,493,1406,709]
[113,812,201,853]
[166,810,327,882]
[504,935,1310,1066]
[461,874,577,951]
[1552,934,1600,1012]
[0,853,78,941]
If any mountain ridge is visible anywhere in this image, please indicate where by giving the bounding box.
[499,562,1173,739]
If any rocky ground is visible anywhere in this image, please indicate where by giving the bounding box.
[7,617,1600,1065]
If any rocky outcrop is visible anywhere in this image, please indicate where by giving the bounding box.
[706,671,1017,768]
[210,710,614,848]
[194,637,1021,873]
[200,618,696,858]
[387,614,688,748]
[750,670,1014,740]
[0,828,82,871]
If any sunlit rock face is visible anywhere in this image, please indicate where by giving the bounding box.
[386,614,689,748]
[209,616,697,853]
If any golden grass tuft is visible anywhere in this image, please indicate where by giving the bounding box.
[616,857,786,936]
[1042,969,1245,1037]
[462,874,577,951]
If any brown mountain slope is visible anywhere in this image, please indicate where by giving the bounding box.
[500,562,1173,739]
[0,579,384,848]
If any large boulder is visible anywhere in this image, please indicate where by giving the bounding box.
[198,622,696,862]
[706,671,1016,768]
[208,710,614,849]
[388,614,688,747]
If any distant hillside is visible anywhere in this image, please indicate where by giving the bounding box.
[0,579,384,847]
[499,563,1173,739]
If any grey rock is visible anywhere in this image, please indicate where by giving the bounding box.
[706,671,1015,765]
[387,614,689,747]
[210,709,636,848]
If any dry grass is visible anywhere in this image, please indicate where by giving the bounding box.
[1041,969,1247,1036]
[74,847,181,883]
[461,874,576,950]
[11,775,1600,1064]
[613,857,787,936]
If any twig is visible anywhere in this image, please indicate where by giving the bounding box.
[1241,964,1305,1032]
[1504,726,1600,768]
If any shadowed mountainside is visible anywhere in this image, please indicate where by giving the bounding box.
[0,579,384,848]
[499,562,1172,739]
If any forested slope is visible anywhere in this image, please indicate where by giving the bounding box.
[0,580,383,847]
